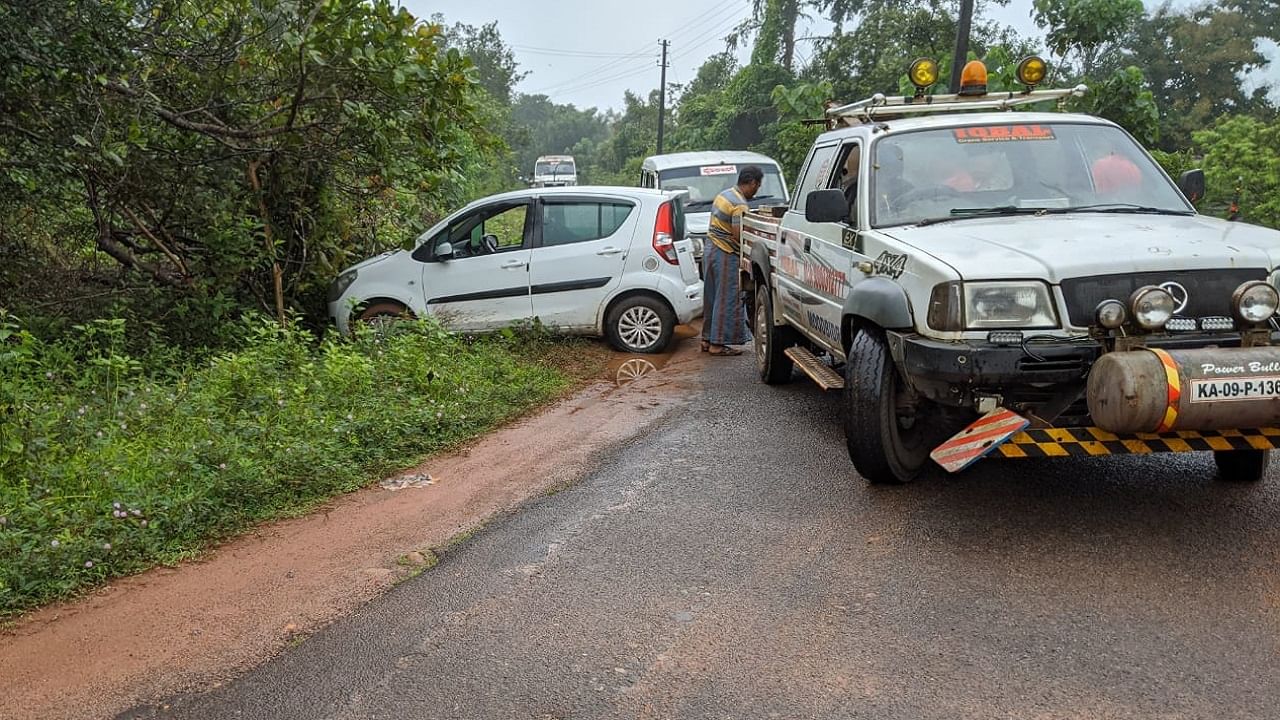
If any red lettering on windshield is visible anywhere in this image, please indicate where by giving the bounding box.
[954,125,1056,143]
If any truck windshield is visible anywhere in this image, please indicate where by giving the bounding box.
[658,165,786,211]
[536,161,575,177]
[870,123,1192,228]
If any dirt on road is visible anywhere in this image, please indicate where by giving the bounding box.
[0,330,704,720]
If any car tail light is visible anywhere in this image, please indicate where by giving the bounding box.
[652,201,679,265]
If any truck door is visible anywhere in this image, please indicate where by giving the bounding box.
[800,139,868,354]
[776,142,846,349]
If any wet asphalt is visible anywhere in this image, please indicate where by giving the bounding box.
[122,352,1280,719]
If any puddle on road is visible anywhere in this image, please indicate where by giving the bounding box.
[604,323,700,387]
[380,472,436,491]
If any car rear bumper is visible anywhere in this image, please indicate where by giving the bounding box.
[673,282,703,324]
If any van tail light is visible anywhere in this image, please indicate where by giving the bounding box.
[652,201,679,265]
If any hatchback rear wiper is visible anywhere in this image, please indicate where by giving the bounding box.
[917,206,1048,227]
[1049,203,1195,216]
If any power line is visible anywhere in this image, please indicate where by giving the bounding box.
[522,0,731,95]
[512,45,652,59]
[552,7,752,99]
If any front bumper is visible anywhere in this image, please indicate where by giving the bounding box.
[896,332,1261,388]
[895,334,1099,387]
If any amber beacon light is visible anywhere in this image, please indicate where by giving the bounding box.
[958,60,988,96]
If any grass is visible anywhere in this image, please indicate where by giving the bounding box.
[0,313,607,616]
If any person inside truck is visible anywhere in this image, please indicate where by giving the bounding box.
[701,165,763,356]
[839,145,861,224]
[874,143,916,219]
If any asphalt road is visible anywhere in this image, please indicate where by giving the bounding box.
[122,354,1280,719]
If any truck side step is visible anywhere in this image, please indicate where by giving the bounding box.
[784,346,845,390]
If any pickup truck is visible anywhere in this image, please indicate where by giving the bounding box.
[742,57,1280,486]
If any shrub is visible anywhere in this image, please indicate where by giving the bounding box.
[0,314,573,614]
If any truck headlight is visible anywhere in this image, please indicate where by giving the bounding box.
[1129,285,1175,330]
[1232,280,1279,325]
[963,281,1058,329]
[328,269,358,302]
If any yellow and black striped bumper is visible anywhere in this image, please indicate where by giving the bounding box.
[996,427,1280,458]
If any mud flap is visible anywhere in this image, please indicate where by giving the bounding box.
[930,408,1031,473]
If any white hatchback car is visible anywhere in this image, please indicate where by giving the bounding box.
[328,187,703,353]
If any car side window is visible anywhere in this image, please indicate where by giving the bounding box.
[794,144,840,215]
[433,202,528,260]
[541,201,635,247]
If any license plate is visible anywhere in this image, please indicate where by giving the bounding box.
[1189,376,1280,403]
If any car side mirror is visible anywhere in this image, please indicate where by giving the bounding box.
[1178,169,1206,203]
[435,241,454,261]
[805,189,849,224]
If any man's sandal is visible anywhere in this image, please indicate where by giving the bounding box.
[708,346,743,356]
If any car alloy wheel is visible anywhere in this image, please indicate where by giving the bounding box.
[618,305,663,350]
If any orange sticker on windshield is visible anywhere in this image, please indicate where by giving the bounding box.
[953,125,1055,143]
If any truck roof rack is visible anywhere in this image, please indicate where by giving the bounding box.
[826,85,1089,125]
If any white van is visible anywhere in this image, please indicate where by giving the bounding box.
[638,151,789,263]
[531,155,577,187]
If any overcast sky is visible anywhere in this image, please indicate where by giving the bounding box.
[404,0,1277,111]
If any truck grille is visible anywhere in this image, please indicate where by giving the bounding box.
[1059,268,1267,327]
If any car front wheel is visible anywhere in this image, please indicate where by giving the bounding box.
[354,301,413,330]
[605,296,675,354]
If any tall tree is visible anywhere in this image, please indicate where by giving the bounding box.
[1123,2,1275,150]
[0,0,493,324]
[1032,0,1144,77]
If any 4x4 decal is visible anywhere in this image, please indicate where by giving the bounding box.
[871,251,907,279]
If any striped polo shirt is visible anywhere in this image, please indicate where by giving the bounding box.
[707,186,747,254]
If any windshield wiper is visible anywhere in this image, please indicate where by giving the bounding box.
[1047,203,1195,216]
[917,206,1048,227]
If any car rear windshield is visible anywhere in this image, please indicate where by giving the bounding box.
[869,122,1191,228]
[657,165,786,211]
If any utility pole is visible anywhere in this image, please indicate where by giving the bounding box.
[949,0,975,93]
[657,39,669,155]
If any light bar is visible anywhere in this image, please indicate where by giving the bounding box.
[1200,316,1235,332]
[827,85,1089,123]
[987,330,1024,346]
[1165,317,1197,332]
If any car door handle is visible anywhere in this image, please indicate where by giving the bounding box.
[500,260,527,269]
[596,247,623,256]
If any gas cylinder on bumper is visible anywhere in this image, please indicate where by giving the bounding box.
[1087,347,1280,433]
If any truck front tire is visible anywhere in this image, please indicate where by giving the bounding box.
[844,328,933,484]
[754,283,796,384]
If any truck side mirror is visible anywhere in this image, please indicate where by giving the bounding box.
[805,189,849,224]
[435,241,454,261]
[1178,169,1206,203]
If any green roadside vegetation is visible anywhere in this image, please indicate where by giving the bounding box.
[1,315,606,616]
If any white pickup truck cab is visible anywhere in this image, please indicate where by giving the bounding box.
[743,58,1280,485]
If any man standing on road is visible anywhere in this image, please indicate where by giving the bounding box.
[701,166,762,356]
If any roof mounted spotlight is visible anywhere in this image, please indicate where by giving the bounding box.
[1015,56,1048,90]
[908,58,940,97]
